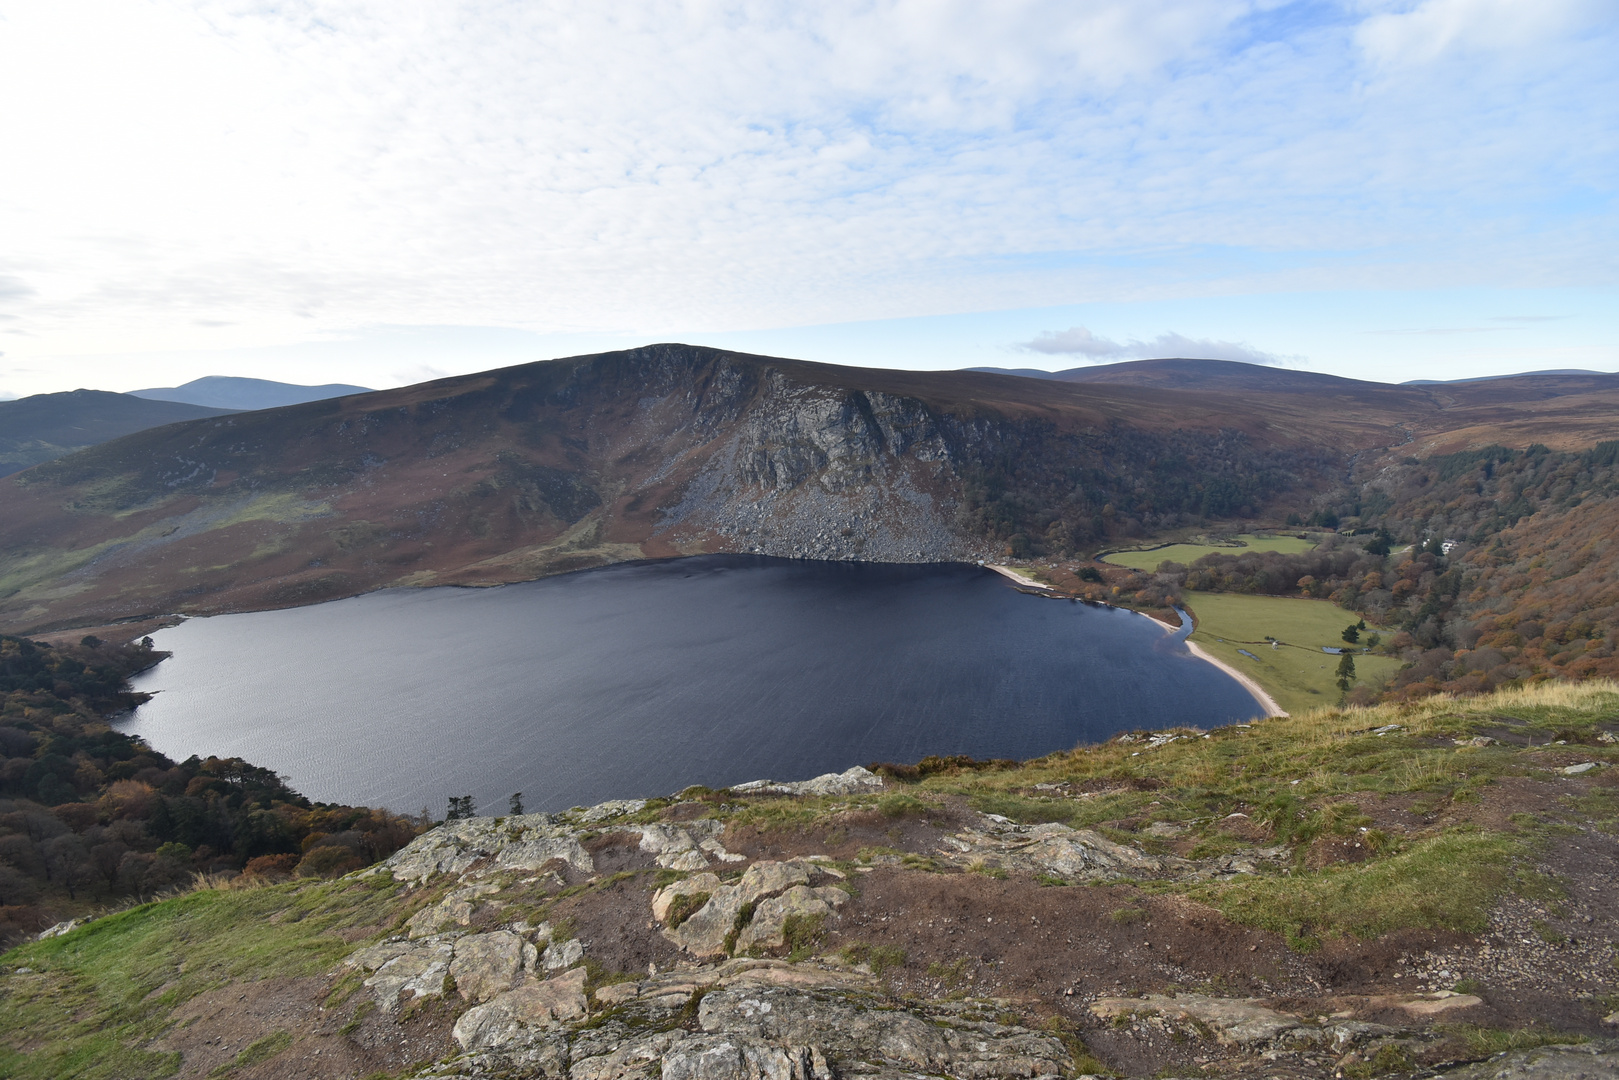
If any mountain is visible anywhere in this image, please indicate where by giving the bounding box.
[968,358,1390,395]
[129,375,373,410]
[1404,368,1613,384]
[5,344,1619,639]
[0,389,233,477]
[0,345,1370,634]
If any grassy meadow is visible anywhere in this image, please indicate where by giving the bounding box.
[1102,532,1318,571]
[1181,590,1402,716]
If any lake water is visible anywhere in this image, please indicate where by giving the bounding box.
[120,556,1264,814]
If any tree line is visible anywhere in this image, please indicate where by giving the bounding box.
[1096,438,1619,703]
[0,634,422,947]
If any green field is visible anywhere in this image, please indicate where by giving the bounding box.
[1181,590,1401,716]
[1103,533,1318,571]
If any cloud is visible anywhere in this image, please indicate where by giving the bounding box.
[1355,0,1602,68]
[1367,327,1506,335]
[1490,315,1568,323]
[0,0,1612,363]
[1018,326,1295,365]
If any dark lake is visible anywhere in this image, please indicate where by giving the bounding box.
[120,556,1264,814]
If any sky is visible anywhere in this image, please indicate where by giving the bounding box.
[0,0,1615,398]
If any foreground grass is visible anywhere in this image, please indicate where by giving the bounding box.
[0,875,408,1080]
[1181,590,1402,715]
[1102,533,1318,571]
[914,680,1619,944]
[6,682,1615,1076]
[1196,831,1520,947]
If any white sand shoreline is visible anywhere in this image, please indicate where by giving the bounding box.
[1184,639,1288,718]
[985,563,1287,717]
[984,564,1050,589]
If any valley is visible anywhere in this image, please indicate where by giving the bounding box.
[6,347,1619,1080]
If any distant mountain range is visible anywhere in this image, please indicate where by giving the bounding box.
[1403,368,1610,384]
[4,345,1619,635]
[0,377,377,477]
[969,359,1618,390]
[130,375,373,410]
[0,390,232,477]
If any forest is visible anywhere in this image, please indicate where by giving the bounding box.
[954,420,1333,558]
[1095,440,1619,703]
[0,635,421,947]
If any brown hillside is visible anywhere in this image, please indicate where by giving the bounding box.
[0,345,1391,635]
[1,345,1614,639]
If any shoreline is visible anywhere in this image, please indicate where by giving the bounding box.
[985,563,1287,718]
[1183,638,1288,718]
[984,563,1050,590]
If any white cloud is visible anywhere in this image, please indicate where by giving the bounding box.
[1019,325,1295,365]
[1354,0,1602,67]
[0,0,1612,388]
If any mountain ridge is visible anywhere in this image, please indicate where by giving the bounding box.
[129,375,374,411]
[6,344,1619,638]
[0,390,234,478]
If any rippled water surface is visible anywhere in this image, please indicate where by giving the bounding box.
[121,556,1264,813]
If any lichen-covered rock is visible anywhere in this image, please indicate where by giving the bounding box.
[593,958,877,1011]
[450,931,526,1003]
[732,885,847,952]
[667,862,812,957]
[661,1034,831,1080]
[357,939,455,1011]
[699,988,1068,1077]
[1439,1042,1619,1080]
[730,766,884,798]
[434,962,1066,1079]
[570,1030,687,1080]
[1091,995,1302,1047]
[543,937,584,971]
[942,819,1168,880]
[406,881,500,937]
[452,967,588,1050]
[380,813,593,884]
[578,799,648,823]
[632,821,733,869]
[496,834,595,874]
[653,873,723,923]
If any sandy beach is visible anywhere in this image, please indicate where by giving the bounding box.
[1183,639,1288,717]
[985,563,1287,718]
[985,564,1051,589]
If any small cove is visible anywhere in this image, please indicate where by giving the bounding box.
[119,555,1266,814]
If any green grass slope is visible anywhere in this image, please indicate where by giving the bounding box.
[1181,591,1403,715]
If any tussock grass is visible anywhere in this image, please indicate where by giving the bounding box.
[900,682,1619,944]
[0,876,404,1079]
[1195,832,1519,946]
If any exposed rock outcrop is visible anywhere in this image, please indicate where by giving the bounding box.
[731,766,885,798]
[429,962,1073,1080]
[935,814,1290,882]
